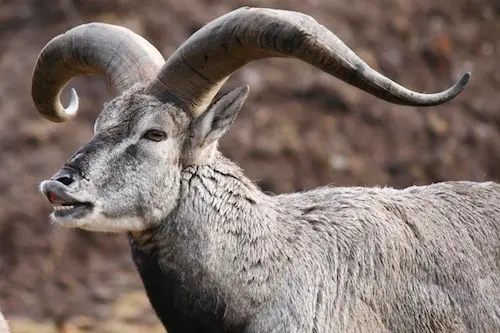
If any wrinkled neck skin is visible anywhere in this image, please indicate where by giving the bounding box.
[128,151,291,332]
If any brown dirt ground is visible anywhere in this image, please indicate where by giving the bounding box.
[0,0,498,332]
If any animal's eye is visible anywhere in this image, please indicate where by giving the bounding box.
[142,129,167,142]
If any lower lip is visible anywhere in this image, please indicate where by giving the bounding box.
[53,203,93,219]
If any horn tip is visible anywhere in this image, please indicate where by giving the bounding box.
[456,71,471,88]
[64,88,80,116]
[46,88,80,123]
[449,71,471,99]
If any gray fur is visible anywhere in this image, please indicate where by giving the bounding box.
[40,83,500,333]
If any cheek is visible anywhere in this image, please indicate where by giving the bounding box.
[141,166,182,220]
[92,139,183,214]
[97,157,182,220]
[156,137,183,164]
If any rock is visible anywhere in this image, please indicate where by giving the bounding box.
[0,310,9,333]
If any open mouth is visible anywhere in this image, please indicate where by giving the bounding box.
[52,202,93,218]
[40,180,94,220]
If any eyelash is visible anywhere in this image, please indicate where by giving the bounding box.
[142,129,167,142]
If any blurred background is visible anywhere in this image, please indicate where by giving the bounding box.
[0,0,498,332]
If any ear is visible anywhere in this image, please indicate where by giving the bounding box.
[190,85,249,148]
[182,85,249,166]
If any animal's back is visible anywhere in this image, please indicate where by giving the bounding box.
[275,181,500,332]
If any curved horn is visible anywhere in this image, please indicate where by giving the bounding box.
[146,7,470,116]
[32,22,165,122]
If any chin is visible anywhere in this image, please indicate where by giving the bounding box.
[50,209,149,233]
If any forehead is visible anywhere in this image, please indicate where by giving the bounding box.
[94,88,190,135]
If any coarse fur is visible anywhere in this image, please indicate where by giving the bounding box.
[40,83,500,333]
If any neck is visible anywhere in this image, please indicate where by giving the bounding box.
[129,154,292,328]
[167,154,284,275]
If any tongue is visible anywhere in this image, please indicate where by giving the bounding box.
[48,191,67,205]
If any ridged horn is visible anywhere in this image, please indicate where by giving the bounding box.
[146,6,470,116]
[32,22,165,122]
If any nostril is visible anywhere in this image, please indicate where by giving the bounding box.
[53,167,80,186]
[56,175,74,186]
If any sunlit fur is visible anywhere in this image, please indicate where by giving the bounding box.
[43,83,500,333]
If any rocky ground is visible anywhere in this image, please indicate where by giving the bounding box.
[0,0,498,332]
